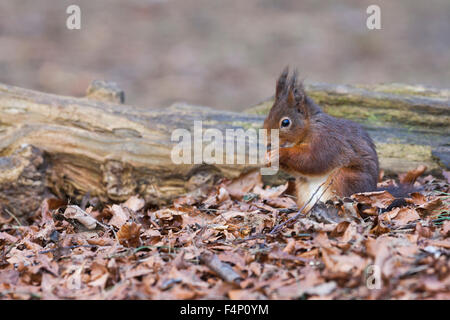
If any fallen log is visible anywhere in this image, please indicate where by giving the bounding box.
[0,80,448,217]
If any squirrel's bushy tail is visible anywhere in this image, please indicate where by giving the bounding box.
[378,183,420,198]
[377,165,427,212]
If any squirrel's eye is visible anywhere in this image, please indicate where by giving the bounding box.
[280,118,291,128]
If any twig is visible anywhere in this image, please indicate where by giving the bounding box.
[64,205,119,241]
[391,228,415,233]
[269,179,333,235]
[231,180,333,243]
[200,251,241,284]
[4,208,22,226]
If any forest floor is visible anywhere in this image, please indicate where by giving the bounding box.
[0,167,449,300]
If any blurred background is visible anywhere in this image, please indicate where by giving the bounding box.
[0,0,449,110]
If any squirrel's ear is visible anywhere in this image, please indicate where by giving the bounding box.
[287,70,307,113]
[295,86,308,117]
[292,82,306,105]
[275,67,289,100]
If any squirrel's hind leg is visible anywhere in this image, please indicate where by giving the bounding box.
[332,167,378,197]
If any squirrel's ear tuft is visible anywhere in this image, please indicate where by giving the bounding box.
[287,69,306,108]
[275,67,289,100]
[275,67,307,112]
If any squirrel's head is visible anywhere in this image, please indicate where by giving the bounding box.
[263,68,321,148]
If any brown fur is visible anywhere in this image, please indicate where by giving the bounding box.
[263,68,379,209]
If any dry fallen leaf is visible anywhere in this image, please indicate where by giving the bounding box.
[352,190,395,209]
[123,196,145,212]
[416,198,443,216]
[399,165,427,184]
[1,161,448,300]
[63,205,98,230]
[406,192,427,206]
[441,220,450,237]
[117,222,142,247]
[253,183,288,199]
[108,204,130,228]
[265,196,297,209]
[426,239,450,249]
[380,207,421,226]
[224,170,262,199]
[392,207,421,225]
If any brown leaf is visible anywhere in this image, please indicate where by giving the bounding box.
[108,204,130,228]
[46,198,68,210]
[88,262,109,288]
[282,239,296,254]
[228,289,266,300]
[265,197,297,209]
[406,192,427,206]
[299,248,320,259]
[422,276,449,292]
[86,237,114,246]
[417,198,443,216]
[173,195,198,207]
[320,247,366,275]
[365,236,392,276]
[117,222,142,247]
[202,187,230,208]
[171,287,198,299]
[441,220,450,237]
[154,208,184,220]
[399,165,427,184]
[352,191,395,209]
[315,231,332,248]
[219,211,246,220]
[224,170,262,199]
[415,222,433,238]
[40,198,66,223]
[123,196,145,212]
[304,281,337,297]
[370,218,391,235]
[253,183,288,199]
[63,205,98,230]
[0,270,20,286]
[392,208,420,225]
[269,249,311,264]
[0,231,19,244]
[426,239,450,249]
[173,251,191,270]
[330,221,351,238]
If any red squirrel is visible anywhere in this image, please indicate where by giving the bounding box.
[263,68,379,210]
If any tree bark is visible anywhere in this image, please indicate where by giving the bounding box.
[0,81,448,217]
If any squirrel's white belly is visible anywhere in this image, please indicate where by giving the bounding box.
[294,173,334,210]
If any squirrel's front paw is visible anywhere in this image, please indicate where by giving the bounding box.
[264,149,280,166]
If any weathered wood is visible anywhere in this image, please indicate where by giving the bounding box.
[0,81,448,217]
[0,82,263,217]
[0,145,49,220]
